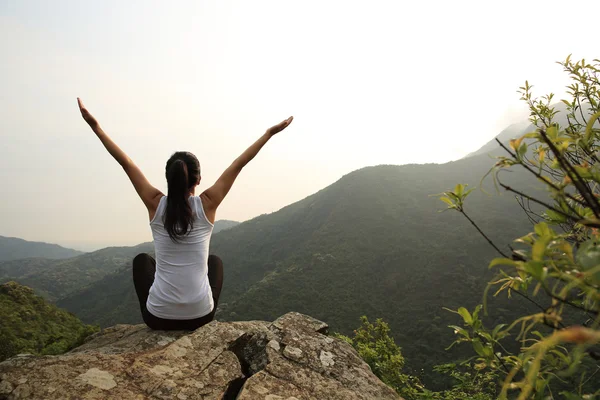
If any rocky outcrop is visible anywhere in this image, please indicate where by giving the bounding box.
[0,312,400,399]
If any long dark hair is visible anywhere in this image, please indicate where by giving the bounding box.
[164,151,200,241]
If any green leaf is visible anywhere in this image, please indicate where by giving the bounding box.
[472,304,482,322]
[524,260,545,280]
[492,324,507,338]
[515,234,535,245]
[439,196,455,207]
[489,258,518,269]
[545,209,567,223]
[577,239,600,270]
[523,131,539,139]
[517,142,528,159]
[448,325,470,338]
[532,237,550,261]
[573,165,592,179]
[547,125,559,140]
[584,111,600,144]
[534,222,552,238]
[472,339,486,357]
[457,307,473,325]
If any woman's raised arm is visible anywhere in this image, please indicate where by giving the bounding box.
[77,98,163,218]
[201,116,293,223]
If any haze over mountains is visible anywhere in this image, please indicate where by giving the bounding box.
[0,118,546,386]
[0,236,83,262]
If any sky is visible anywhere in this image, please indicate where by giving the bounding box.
[0,0,597,251]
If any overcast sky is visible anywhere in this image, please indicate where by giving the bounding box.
[1,0,597,250]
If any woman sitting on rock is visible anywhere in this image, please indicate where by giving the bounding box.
[77,98,293,330]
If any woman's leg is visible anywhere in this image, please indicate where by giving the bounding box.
[132,253,156,321]
[206,255,224,319]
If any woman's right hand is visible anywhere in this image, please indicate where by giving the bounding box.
[77,98,100,129]
[266,116,294,136]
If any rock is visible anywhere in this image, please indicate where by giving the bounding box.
[0,312,400,399]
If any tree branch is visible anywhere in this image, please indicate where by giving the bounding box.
[459,210,509,259]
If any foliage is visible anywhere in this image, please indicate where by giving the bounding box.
[439,56,600,398]
[335,316,424,399]
[0,281,98,362]
[342,316,499,399]
[418,363,498,400]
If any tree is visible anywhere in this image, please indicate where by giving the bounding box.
[438,56,600,398]
[419,363,498,400]
[336,316,424,399]
[340,317,498,399]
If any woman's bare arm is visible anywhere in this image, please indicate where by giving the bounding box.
[201,116,293,223]
[77,98,163,218]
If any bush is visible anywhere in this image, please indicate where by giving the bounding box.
[335,316,424,399]
[439,56,600,398]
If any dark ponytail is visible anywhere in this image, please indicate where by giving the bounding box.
[164,151,201,242]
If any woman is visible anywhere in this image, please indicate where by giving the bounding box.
[77,98,293,330]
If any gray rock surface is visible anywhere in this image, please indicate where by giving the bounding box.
[0,312,400,399]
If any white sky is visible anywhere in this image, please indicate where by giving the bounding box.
[0,0,597,250]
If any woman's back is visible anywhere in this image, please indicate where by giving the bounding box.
[147,195,214,319]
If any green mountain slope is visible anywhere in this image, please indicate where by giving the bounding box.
[207,158,539,383]
[0,236,83,262]
[56,266,142,327]
[0,281,98,362]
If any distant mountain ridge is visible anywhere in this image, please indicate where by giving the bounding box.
[463,121,531,159]
[0,235,83,262]
[0,218,240,302]
[463,102,600,160]
[0,242,154,301]
[214,219,240,233]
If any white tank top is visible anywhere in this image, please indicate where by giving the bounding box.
[146,196,214,319]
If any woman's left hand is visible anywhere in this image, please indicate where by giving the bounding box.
[77,98,99,129]
[266,116,294,136]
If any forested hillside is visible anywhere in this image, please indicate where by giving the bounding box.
[0,281,97,362]
[209,155,539,385]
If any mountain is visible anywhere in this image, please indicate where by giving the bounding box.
[0,235,83,262]
[463,121,530,159]
[54,137,543,387]
[214,219,240,233]
[0,281,98,362]
[208,159,539,383]
[465,102,600,160]
[0,242,153,301]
